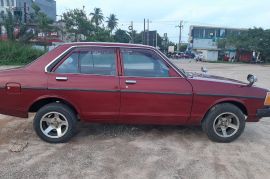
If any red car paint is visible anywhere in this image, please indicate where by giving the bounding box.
[0,42,268,125]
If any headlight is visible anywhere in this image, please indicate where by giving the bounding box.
[265,92,270,106]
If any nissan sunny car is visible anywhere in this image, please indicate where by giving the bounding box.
[0,42,269,143]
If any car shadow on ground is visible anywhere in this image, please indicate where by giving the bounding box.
[0,117,207,145]
[75,122,205,140]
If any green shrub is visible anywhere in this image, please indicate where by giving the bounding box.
[0,41,45,65]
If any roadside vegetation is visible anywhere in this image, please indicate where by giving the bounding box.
[218,28,270,62]
[0,41,45,65]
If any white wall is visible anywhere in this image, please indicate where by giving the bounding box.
[193,38,218,50]
[206,50,218,61]
[197,50,218,61]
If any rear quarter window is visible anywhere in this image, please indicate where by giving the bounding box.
[55,47,116,76]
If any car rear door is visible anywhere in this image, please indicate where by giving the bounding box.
[47,46,120,122]
[119,48,193,125]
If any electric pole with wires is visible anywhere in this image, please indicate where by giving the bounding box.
[176,20,183,51]
[128,21,134,43]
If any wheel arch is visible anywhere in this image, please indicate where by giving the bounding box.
[29,96,80,119]
[201,99,248,124]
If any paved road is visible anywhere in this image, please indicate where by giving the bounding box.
[0,62,270,179]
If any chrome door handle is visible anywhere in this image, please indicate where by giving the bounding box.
[56,77,68,81]
[125,80,137,84]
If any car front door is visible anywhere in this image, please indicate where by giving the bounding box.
[119,48,193,125]
[47,46,120,122]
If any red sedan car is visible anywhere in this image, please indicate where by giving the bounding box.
[0,42,269,143]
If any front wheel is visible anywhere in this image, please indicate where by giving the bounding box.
[33,103,77,143]
[202,103,246,143]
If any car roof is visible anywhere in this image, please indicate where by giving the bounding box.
[62,42,156,49]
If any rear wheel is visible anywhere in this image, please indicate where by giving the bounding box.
[202,103,246,143]
[33,103,77,143]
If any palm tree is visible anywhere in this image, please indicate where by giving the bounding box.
[90,8,104,27]
[106,14,118,33]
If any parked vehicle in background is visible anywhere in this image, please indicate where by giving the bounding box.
[185,51,195,59]
[171,52,195,59]
[0,42,269,143]
[195,53,204,61]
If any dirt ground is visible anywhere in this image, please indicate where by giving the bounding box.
[0,61,270,179]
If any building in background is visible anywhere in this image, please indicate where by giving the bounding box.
[146,30,158,47]
[0,0,16,15]
[15,0,33,23]
[189,25,246,61]
[0,0,56,23]
[142,30,158,48]
[33,0,56,21]
[0,0,24,39]
[1,0,19,22]
[1,0,56,40]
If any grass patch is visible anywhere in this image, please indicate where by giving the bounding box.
[0,41,45,65]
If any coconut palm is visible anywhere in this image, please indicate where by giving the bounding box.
[90,8,104,27]
[106,14,118,33]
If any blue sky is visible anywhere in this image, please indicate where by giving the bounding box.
[57,0,270,43]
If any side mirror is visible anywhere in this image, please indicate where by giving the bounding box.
[247,74,257,86]
[201,67,208,73]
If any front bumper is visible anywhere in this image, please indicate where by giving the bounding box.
[257,107,270,118]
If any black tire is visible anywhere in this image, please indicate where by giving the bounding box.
[202,103,246,143]
[33,102,77,143]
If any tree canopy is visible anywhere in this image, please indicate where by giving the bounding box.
[114,29,130,43]
[106,14,118,32]
[63,8,94,41]
[90,8,104,27]
[218,28,270,62]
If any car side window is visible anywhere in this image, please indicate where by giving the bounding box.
[55,52,79,74]
[121,48,170,77]
[79,48,116,75]
[55,47,116,75]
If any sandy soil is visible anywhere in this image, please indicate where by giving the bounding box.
[0,61,270,179]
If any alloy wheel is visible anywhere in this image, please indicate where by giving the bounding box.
[213,112,240,138]
[40,112,69,139]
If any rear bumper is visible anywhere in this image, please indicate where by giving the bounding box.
[257,107,270,118]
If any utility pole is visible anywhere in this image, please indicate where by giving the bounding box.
[131,21,134,43]
[24,2,27,24]
[143,18,145,44]
[176,20,183,51]
[163,33,168,53]
[147,19,149,45]
[155,30,158,48]
[128,21,134,43]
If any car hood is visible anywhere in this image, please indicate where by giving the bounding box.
[187,72,247,85]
